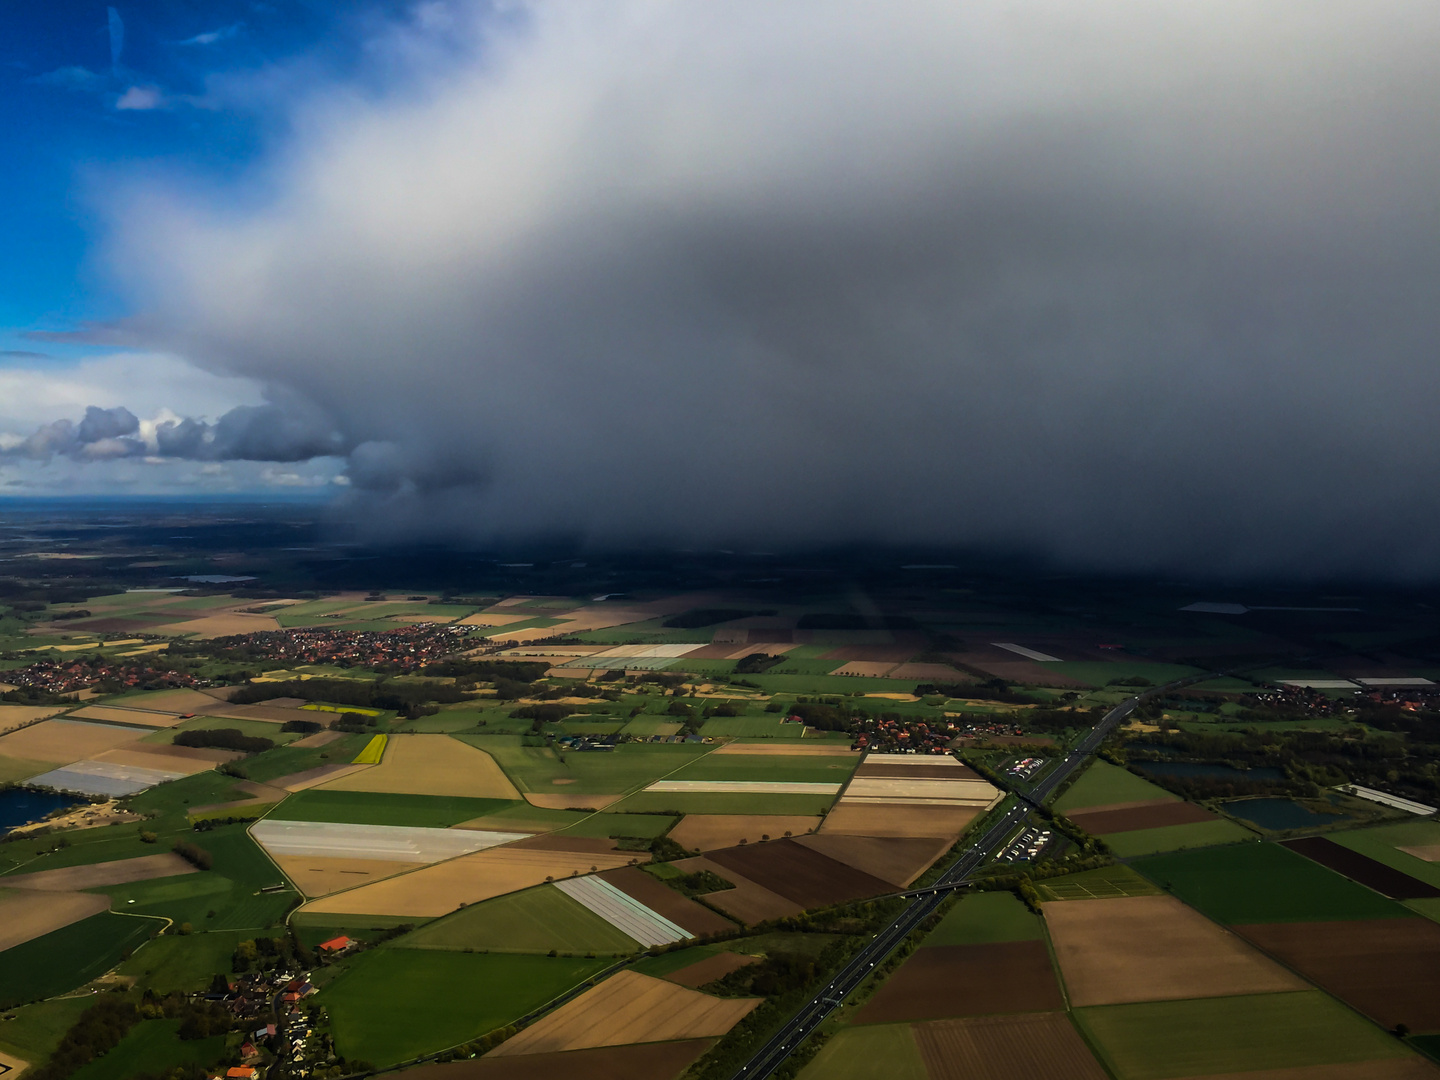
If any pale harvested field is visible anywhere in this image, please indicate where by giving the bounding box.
[670,856,802,923]
[152,612,281,637]
[488,970,759,1057]
[1399,844,1440,862]
[669,815,822,851]
[70,705,180,728]
[832,661,898,678]
[0,719,141,766]
[646,781,840,795]
[300,848,635,917]
[118,689,225,714]
[0,705,64,733]
[94,745,233,775]
[319,735,521,799]
[458,612,533,627]
[864,753,966,768]
[710,743,853,757]
[1044,894,1306,1006]
[273,855,412,897]
[0,1045,28,1078]
[820,802,980,840]
[4,853,195,892]
[290,730,343,749]
[1173,1062,1440,1080]
[0,889,109,951]
[524,793,622,809]
[795,833,951,886]
[723,643,798,659]
[842,777,999,805]
[484,625,583,644]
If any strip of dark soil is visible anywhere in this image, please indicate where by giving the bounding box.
[1282,836,1440,900]
[855,941,1065,1024]
[663,952,758,988]
[704,838,893,909]
[598,866,736,937]
[857,764,983,780]
[1067,801,1216,835]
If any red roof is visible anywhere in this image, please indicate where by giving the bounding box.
[317,935,354,951]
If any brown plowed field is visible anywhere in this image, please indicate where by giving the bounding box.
[819,802,979,840]
[831,662,899,678]
[794,834,950,887]
[3,853,195,892]
[821,645,918,663]
[487,971,758,1056]
[1282,837,1440,900]
[1236,918,1440,1033]
[0,719,141,765]
[669,815,821,851]
[670,857,801,924]
[1172,1060,1440,1080]
[190,702,319,724]
[664,952,758,988]
[290,730,342,749]
[70,706,180,728]
[153,613,282,637]
[1067,800,1217,835]
[393,1039,715,1080]
[1045,894,1304,1006]
[273,856,412,897]
[275,763,372,792]
[705,838,893,909]
[913,1012,1110,1080]
[598,867,735,937]
[319,735,521,799]
[97,745,236,775]
[890,663,974,682]
[0,889,109,951]
[856,763,982,780]
[524,793,621,809]
[955,655,1090,687]
[511,834,627,855]
[748,628,793,643]
[301,848,636,917]
[119,689,223,714]
[855,941,1063,1023]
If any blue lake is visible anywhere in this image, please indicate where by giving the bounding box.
[0,788,82,835]
[1223,797,1349,831]
[1137,761,1285,783]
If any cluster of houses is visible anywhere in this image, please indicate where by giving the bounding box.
[850,715,955,754]
[203,961,335,1079]
[220,624,470,670]
[4,655,202,695]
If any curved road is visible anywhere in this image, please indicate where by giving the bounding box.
[730,690,1147,1079]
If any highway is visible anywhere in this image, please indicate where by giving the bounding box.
[728,692,1144,1080]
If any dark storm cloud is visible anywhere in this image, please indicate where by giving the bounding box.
[98,0,1440,577]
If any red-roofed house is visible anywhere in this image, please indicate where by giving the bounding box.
[317,935,355,953]
[226,1068,259,1080]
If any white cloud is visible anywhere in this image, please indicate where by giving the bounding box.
[115,85,165,111]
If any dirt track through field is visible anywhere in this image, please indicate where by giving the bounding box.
[391,1039,716,1080]
[855,941,1064,1023]
[669,815,821,851]
[664,952,758,988]
[913,1012,1110,1080]
[3,853,195,892]
[1236,918,1440,1034]
[599,866,735,936]
[0,889,110,951]
[1045,894,1306,1006]
[1283,837,1440,900]
[705,838,893,908]
[319,735,521,799]
[794,833,951,886]
[487,970,758,1056]
[300,847,636,917]
[1067,800,1218,835]
[671,856,802,924]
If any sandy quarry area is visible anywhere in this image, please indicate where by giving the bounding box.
[1044,894,1306,1006]
[300,847,637,917]
[317,734,521,799]
[0,888,110,952]
[488,971,759,1057]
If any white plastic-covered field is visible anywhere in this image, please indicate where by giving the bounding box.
[28,759,187,797]
[552,876,689,947]
[644,780,842,795]
[251,820,527,863]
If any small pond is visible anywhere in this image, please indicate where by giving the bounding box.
[1222,797,1349,831]
[0,787,81,835]
[1136,761,1285,783]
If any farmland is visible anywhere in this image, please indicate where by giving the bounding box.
[0,913,156,1007]
[396,885,640,954]
[266,789,516,827]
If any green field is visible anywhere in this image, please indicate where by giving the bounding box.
[1076,992,1410,1080]
[459,736,714,794]
[611,790,841,816]
[1102,818,1256,857]
[143,714,298,744]
[266,790,515,828]
[1036,864,1161,902]
[798,1023,928,1080]
[1047,661,1204,688]
[0,913,156,1008]
[699,717,805,739]
[70,1019,225,1080]
[0,996,93,1067]
[620,718,683,737]
[396,886,638,954]
[924,891,1042,946]
[238,732,372,784]
[631,943,725,978]
[1328,820,1440,890]
[117,930,245,994]
[1133,842,1413,924]
[1054,760,1177,812]
[99,824,296,930]
[559,812,676,839]
[317,949,609,1066]
[665,753,858,785]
